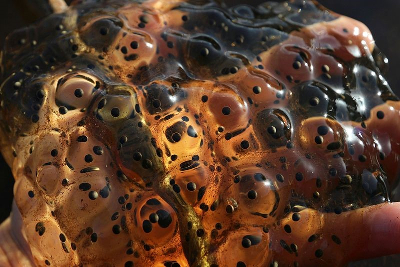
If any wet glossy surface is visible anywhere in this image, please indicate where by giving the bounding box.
[1,0,400,266]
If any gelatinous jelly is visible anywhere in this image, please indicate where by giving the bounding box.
[1,0,400,266]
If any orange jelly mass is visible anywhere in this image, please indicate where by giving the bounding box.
[1,0,400,266]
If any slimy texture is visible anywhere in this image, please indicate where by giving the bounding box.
[0,0,400,266]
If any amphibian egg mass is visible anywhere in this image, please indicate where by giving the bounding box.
[1,0,400,266]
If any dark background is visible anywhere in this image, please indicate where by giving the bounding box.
[0,0,399,222]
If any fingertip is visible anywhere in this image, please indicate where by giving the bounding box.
[342,202,400,262]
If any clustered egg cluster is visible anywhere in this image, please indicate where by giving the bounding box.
[0,0,399,266]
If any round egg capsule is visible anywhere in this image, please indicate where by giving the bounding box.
[55,73,100,109]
